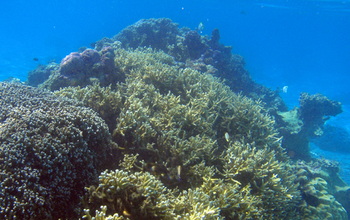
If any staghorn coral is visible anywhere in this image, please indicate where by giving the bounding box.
[85,169,175,219]
[219,140,301,219]
[54,46,288,190]
[49,45,347,220]
[85,148,300,220]
[83,206,125,220]
[54,82,123,131]
[0,82,111,219]
[75,47,306,219]
[84,155,239,220]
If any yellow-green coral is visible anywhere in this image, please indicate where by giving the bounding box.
[85,151,301,219]
[83,206,124,220]
[84,155,223,220]
[52,46,342,219]
[54,82,123,130]
[219,140,301,219]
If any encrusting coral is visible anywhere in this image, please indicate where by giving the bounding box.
[0,82,111,219]
[292,159,349,219]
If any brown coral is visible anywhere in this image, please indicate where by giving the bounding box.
[0,82,111,219]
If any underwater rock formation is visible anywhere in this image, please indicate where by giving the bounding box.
[0,82,111,219]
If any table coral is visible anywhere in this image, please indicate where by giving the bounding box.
[276,93,343,160]
[0,82,111,219]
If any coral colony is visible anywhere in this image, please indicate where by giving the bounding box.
[1,18,348,219]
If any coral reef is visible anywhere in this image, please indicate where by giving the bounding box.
[84,142,301,220]
[112,18,179,51]
[21,18,348,219]
[311,124,350,153]
[277,93,343,160]
[26,62,59,87]
[219,140,302,219]
[30,18,287,121]
[293,159,349,219]
[0,82,111,219]
[299,92,343,133]
[51,47,307,219]
[53,83,123,132]
[56,46,286,166]
[90,18,287,115]
[39,46,121,91]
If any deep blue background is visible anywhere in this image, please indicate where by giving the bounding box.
[1,0,350,181]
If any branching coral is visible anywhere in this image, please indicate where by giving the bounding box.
[13,18,349,220]
[54,82,123,131]
[53,47,299,219]
[219,140,301,219]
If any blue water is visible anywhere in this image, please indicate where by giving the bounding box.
[1,0,350,179]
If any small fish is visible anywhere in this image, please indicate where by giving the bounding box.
[151,165,157,172]
[197,22,204,33]
[33,58,39,61]
[177,165,181,180]
[282,86,288,93]
[225,132,230,142]
[240,10,247,15]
